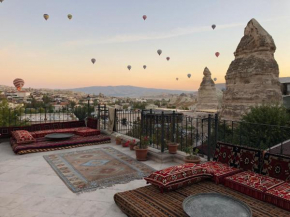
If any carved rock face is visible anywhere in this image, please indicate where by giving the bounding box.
[221,19,282,120]
[196,67,218,111]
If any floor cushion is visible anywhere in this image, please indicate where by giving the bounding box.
[54,128,77,134]
[234,146,262,173]
[265,182,290,211]
[213,142,236,167]
[11,130,35,144]
[262,153,290,182]
[198,161,242,185]
[75,128,100,137]
[225,171,284,201]
[144,163,212,192]
[31,130,55,138]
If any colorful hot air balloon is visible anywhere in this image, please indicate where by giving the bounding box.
[187,74,191,78]
[176,78,178,81]
[13,78,25,91]
[127,65,131,70]
[166,57,170,61]
[68,14,72,20]
[143,15,147,20]
[212,24,216,30]
[215,52,220,57]
[43,14,49,21]
[214,78,217,81]
[91,58,96,64]
[143,65,147,69]
[157,49,162,56]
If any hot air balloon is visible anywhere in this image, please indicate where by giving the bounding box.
[143,15,147,20]
[187,74,191,78]
[143,65,147,69]
[215,52,220,57]
[127,65,131,70]
[13,78,25,91]
[0,0,4,3]
[166,57,170,61]
[91,58,96,64]
[176,78,178,81]
[212,24,216,30]
[214,78,217,81]
[68,14,72,20]
[157,49,162,56]
[43,14,49,21]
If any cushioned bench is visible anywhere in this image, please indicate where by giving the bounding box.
[263,153,290,211]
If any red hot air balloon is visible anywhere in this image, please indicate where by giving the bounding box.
[143,15,147,20]
[166,57,170,61]
[215,52,220,57]
[13,78,25,91]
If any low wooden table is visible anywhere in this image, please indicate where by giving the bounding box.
[45,133,74,140]
[183,193,252,217]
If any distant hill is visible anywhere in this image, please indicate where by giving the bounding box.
[71,85,195,97]
[215,77,290,90]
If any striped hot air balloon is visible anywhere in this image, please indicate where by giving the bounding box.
[13,78,25,91]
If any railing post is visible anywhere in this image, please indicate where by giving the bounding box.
[161,111,165,153]
[214,113,218,148]
[97,105,101,129]
[103,104,106,130]
[149,109,152,145]
[140,110,144,144]
[172,111,176,142]
[113,109,117,132]
[207,114,212,161]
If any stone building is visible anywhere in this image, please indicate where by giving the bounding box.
[196,67,218,111]
[220,18,282,120]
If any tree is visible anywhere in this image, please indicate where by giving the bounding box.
[0,100,29,127]
[239,104,290,149]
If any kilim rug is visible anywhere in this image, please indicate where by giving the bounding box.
[114,181,290,217]
[44,147,155,193]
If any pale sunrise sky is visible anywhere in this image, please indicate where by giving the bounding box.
[0,0,289,91]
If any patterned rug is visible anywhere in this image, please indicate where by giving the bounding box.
[44,147,155,193]
[114,181,290,217]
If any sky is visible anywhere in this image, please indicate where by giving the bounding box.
[0,0,290,91]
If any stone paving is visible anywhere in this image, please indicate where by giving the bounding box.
[0,138,179,217]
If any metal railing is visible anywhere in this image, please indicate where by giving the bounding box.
[109,108,290,158]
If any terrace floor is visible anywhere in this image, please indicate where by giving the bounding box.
[0,138,179,217]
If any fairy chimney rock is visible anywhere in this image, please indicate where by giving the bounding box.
[220,18,282,120]
[196,67,218,111]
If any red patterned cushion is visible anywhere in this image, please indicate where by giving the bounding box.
[144,163,212,192]
[75,129,100,137]
[11,130,35,144]
[265,182,290,211]
[225,171,284,201]
[262,153,290,181]
[32,130,55,138]
[213,142,236,166]
[54,128,76,134]
[198,161,242,184]
[235,146,262,173]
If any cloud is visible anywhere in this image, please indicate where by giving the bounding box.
[62,22,245,47]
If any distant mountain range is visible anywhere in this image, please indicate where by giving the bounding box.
[71,85,195,98]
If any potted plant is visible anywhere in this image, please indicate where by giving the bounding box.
[122,140,130,147]
[129,139,136,151]
[115,136,122,145]
[166,138,179,154]
[183,146,201,164]
[135,136,150,161]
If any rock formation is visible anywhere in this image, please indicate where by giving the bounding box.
[220,18,282,120]
[196,67,218,111]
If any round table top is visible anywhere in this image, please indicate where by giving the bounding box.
[45,133,74,140]
[183,193,252,217]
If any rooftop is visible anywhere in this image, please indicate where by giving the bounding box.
[0,138,178,217]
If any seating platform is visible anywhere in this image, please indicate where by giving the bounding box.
[114,181,290,217]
